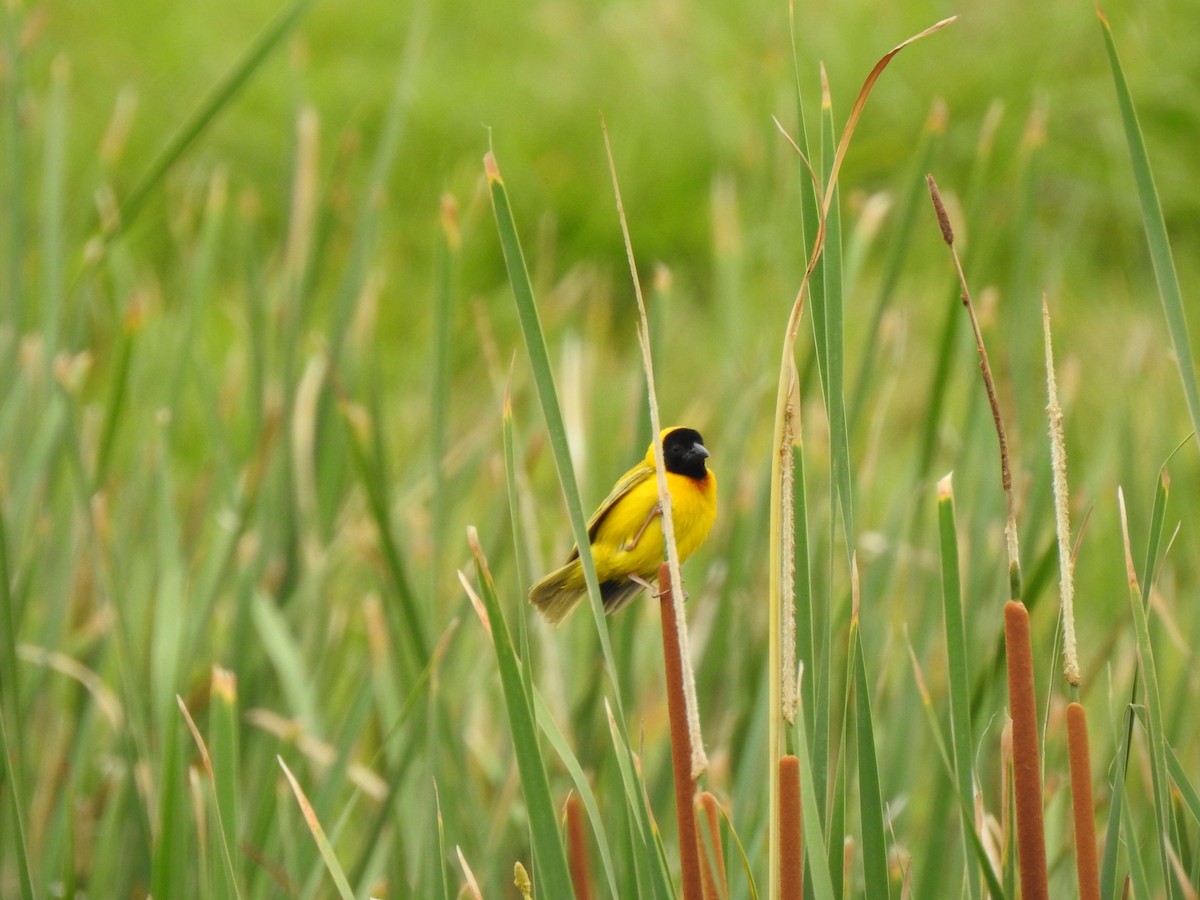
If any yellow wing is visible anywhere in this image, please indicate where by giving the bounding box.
[566,460,655,561]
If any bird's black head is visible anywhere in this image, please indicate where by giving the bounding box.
[662,427,710,479]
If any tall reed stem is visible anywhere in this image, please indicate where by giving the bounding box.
[658,562,704,900]
[928,174,1048,899]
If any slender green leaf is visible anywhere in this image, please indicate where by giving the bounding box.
[465,531,574,899]
[483,151,629,723]
[533,691,620,898]
[177,695,243,900]
[936,477,983,899]
[716,801,759,900]
[849,102,944,427]
[820,83,854,549]
[339,402,429,669]
[603,700,674,900]
[112,0,317,238]
[278,757,356,900]
[209,670,243,896]
[1100,12,1200,454]
[1099,703,1132,900]
[1103,467,1171,899]
[852,623,890,899]
[794,695,837,900]
[1121,490,1182,899]
[1119,779,1150,900]
[1166,743,1200,828]
[251,590,317,727]
[0,709,35,900]
[151,705,188,899]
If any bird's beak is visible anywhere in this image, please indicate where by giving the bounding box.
[690,442,710,460]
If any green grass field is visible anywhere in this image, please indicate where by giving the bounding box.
[3,0,1199,897]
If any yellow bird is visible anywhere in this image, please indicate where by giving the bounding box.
[529,426,717,625]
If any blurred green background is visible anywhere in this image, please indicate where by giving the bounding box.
[3,0,1200,895]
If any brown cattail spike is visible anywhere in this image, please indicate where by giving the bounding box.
[926,174,955,246]
[779,755,803,900]
[1004,600,1049,900]
[1067,703,1101,900]
[566,792,593,900]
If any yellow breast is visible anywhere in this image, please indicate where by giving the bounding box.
[589,469,717,582]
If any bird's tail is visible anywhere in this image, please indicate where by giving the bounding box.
[529,561,587,625]
[530,562,651,625]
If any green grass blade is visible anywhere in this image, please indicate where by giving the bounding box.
[0,470,26,761]
[532,691,621,898]
[1099,704,1132,900]
[250,590,317,728]
[151,704,188,899]
[483,150,627,725]
[1119,781,1151,900]
[327,4,428,368]
[820,84,853,549]
[209,670,243,896]
[1099,12,1200,453]
[602,700,674,899]
[1120,489,1182,898]
[716,802,758,900]
[431,194,460,602]
[1166,743,1200,828]
[112,0,317,240]
[464,530,574,899]
[434,784,452,900]
[849,102,944,428]
[852,623,890,900]
[794,693,837,900]
[936,476,982,899]
[0,709,35,900]
[177,695,243,900]
[278,757,356,900]
[339,402,429,669]
[1103,467,1170,899]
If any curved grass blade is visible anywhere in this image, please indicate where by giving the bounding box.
[1102,465,1171,899]
[338,400,429,670]
[533,691,620,898]
[767,19,956,898]
[1118,489,1182,898]
[483,150,628,725]
[1099,11,1200,454]
[937,476,982,900]
[278,757,355,900]
[852,621,890,900]
[177,694,244,900]
[793,694,836,900]
[463,530,574,899]
[111,0,317,241]
[0,709,34,900]
[1166,744,1200,829]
